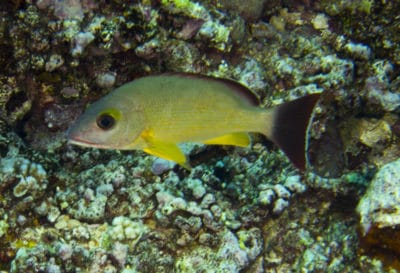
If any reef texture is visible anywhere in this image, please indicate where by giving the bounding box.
[0,0,399,272]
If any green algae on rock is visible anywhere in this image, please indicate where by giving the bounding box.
[0,0,400,272]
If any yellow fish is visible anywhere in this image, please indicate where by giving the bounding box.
[68,74,320,170]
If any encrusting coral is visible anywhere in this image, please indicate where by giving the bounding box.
[0,0,399,272]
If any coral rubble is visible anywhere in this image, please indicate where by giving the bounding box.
[0,0,399,272]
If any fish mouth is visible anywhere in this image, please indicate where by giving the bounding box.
[68,136,107,149]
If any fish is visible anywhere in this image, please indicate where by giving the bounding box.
[68,73,320,170]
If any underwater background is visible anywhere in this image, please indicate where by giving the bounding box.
[0,0,400,272]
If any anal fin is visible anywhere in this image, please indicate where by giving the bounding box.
[203,132,251,147]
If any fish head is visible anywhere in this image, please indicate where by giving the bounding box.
[67,94,144,149]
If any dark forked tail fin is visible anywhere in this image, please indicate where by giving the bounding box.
[270,93,321,171]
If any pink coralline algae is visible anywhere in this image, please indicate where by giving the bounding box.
[37,0,98,21]
[55,0,82,20]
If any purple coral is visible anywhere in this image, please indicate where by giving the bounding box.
[54,0,84,20]
[38,0,97,21]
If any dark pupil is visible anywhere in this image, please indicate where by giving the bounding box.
[96,114,115,130]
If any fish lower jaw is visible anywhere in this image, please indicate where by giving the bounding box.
[68,138,107,149]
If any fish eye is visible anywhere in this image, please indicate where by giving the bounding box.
[96,113,116,130]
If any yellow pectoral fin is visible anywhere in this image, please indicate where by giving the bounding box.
[203,132,251,147]
[143,141,191,170]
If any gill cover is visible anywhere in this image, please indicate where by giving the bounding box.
[68,93,145,149]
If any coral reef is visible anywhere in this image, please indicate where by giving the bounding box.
[0,0,399,272]
[357,159,400,258]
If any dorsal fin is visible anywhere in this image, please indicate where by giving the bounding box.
[161,72,260,106]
